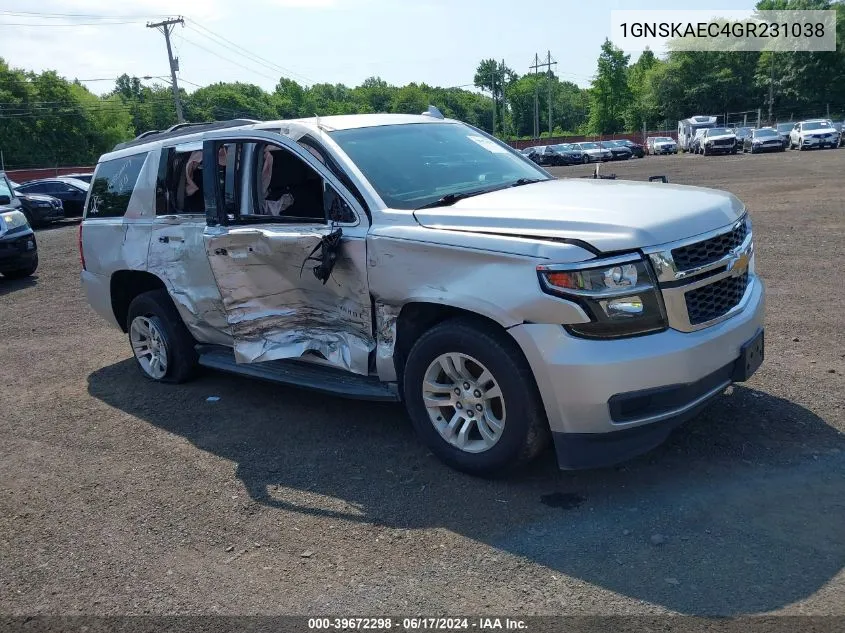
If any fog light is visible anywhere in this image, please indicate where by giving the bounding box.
[600,296,644,318]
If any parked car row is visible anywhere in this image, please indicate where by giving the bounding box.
[0,172,92,227]
[685,118,842,157]
[520,139,646,166]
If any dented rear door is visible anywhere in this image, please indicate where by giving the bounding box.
[201,131,374,375]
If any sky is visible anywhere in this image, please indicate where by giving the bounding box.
[0,0,759,96]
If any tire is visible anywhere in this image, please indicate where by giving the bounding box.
[126,289,198,384]
[402,318,550,477]
[2,255,38,279]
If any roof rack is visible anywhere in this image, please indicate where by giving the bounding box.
[111,118,261,152]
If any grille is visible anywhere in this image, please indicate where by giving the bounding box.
[685,272,748,325]
[671,221,748,271]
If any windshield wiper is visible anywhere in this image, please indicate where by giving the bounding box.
[510,178,543,187]
[415,188,494,209]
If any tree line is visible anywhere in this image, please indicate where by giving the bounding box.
[0,0,842,169]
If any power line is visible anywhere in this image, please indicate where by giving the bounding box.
[0,20,144,27]
[186,19,315,85]
[0,10,167,19]
[179,36,281,83]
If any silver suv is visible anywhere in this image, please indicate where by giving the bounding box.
[80,112,766,476]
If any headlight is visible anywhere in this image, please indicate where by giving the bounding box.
[537,254,667,339]
[0,210,31,235]
[34,201,52,208]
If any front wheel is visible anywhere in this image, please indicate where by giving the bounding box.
[402,318,550,476]
[126,289,198,384]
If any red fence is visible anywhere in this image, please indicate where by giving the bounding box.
[3,166,95,182]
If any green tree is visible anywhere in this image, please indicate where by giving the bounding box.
[588,39,631,134]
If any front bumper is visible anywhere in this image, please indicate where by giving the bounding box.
[509,277,765,469]
[801,136,838,147]
[28,203,64,224]
[0,229,38,273]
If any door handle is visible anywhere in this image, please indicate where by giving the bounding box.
[158,236,184,244]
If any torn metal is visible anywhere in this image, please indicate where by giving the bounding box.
[204,225,374,374]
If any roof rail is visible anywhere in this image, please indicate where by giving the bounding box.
[112,118,262,152]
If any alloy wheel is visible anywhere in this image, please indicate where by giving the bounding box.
[421,352,506,454]
[130,316,169,379]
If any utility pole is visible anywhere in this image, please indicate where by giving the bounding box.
[767,52,774,125]
[490,65,497,136]
[147,17,185,123]
[546,51,556,137]
[499,59,508,138]
[532,54,540,139]
[530,52,556,137]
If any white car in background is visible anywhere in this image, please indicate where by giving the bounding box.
[649,136,678,155]
[789,119,841,150]
[572,141,612,163]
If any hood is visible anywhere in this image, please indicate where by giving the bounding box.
[707,133,736,141]
[804,126,837,134]
[655,140,676,146]
[412,178,745,253]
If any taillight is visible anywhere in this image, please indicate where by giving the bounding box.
[78,222,86,270]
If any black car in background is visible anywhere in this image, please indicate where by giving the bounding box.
[733,126,754,147]
[598,141,632,160]
[743,127,786,153]
[5,177,64,227]
[611,139,645,158]
[14,177,89,216]
[0,195,39,280]
[775,122,794,148]
[549,143,584,164]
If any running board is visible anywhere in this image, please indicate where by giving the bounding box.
[196,346,400,402]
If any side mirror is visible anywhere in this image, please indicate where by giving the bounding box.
[0,195,11,205]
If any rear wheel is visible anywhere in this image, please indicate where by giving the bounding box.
[126,289,198,384]
[402,318,550,476]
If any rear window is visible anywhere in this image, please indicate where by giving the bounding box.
[85,153,146,219]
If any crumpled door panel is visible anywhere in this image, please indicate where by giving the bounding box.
[205,226,374,375]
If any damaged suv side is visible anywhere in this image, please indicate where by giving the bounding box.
[81,113,765,476]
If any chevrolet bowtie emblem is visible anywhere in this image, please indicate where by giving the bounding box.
[727,251,750,276]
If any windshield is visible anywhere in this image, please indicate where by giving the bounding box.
[708,128,730,136]
[777,123,793,132]
[579,142,598,149]
[328,123,549,210]
[550,144,569,151]
[754,129,778,137]
[655,137,673,142]
[802,121,828,130]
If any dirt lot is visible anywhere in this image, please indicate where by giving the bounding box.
[1,149,843,618]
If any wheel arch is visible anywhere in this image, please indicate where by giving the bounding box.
[391,300,523,387]
[110,270,167,332]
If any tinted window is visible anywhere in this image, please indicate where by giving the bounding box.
[754,129,778,137]
[86,153,146,218]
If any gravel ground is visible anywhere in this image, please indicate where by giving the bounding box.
[0,149,843,617]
